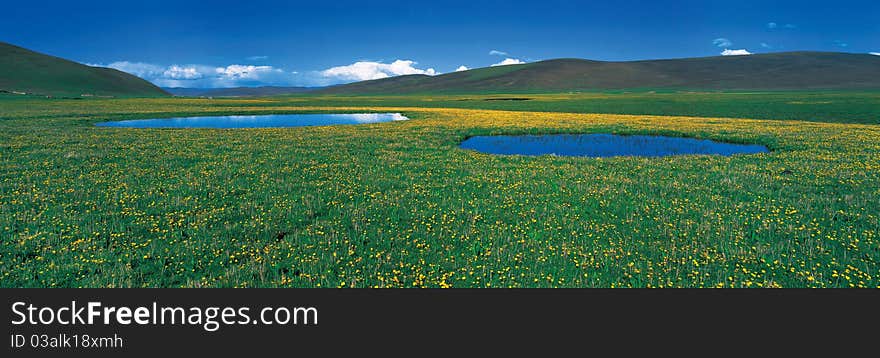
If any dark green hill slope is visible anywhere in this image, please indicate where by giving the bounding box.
[0,42,168,97]
[320,52,880,94]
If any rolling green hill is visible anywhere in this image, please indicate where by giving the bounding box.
[320,52,880,94]
[0,42,168,97]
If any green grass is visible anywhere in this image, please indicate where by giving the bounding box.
[4,90,880,124]
[281,91,880,124]
[1,93,878,287]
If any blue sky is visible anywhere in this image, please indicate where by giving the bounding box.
[3,0,878,88]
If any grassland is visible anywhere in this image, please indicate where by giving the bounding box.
[1,93,878,287]
[284,91,880,124]
[9,91,874,124]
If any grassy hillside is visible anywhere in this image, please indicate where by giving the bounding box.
[321,52,880,94]
[0,42,168,97]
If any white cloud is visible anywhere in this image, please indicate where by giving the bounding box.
[90,61,295,88]
[211,65,290,87]
[760,42,772,49]
[163,65,203,80]
[489,50,508,56]
[320,60,436,81]
[713,38,733,48]
[721,49,752,56]
[94,58,444,87]
[455,65,469,72]
[491,58,525,66]
[215,65,281,80]
[247,55,268,61]
[870,52,880,56]
[768,22,796,29]
[101,61,165,78]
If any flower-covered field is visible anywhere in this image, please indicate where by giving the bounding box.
[1,97,878,287]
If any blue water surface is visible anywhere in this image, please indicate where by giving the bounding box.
[95,113,408,128]
[460,134,769,157]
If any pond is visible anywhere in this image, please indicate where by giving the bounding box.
[459,134,769,157]
[95,113,408,128]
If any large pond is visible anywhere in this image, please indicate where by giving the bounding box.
[95,113,408,128]
[460,134,769,157]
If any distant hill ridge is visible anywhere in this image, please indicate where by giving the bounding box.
[5,42,878,97]
[0,42,168,97]
[319,52,880,94]
[163,86,320,97]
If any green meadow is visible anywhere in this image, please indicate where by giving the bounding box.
[1,92,878,287]
[270,91,880,124]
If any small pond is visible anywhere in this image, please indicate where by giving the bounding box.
[459,134,769,157]
[95,113,408,128]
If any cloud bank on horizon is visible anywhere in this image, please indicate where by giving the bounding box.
[712,37,752,56]
[491,58,526,66]
[91,49,534,87]
[89,59,443,88]
[91,61,294,88]
[721,49,753,56]
[321,60,436,82]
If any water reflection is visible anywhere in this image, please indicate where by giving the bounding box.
[460,134,769,157]
[96,113,408,128]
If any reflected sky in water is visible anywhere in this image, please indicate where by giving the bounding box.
[96,113,408,128]
[460,134,769,158]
